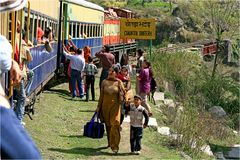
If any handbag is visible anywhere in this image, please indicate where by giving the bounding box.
[83,112,105,139]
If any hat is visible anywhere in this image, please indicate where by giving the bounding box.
[134,95,142,101]
[0,35,13,74]
[0,0,27,13]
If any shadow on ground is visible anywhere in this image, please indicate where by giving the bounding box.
[48,147,132,156]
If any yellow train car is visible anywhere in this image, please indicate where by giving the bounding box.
[61,0,104,56]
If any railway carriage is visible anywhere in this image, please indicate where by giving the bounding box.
[1,0,136,118]
[62,0,104,57]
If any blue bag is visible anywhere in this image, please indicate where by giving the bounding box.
[83,112,105,138]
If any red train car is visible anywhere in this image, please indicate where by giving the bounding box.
[202,42,217,55]
[103,7,136,63]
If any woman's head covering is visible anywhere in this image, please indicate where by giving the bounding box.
[0,0,27,13]
[111,65,119,74]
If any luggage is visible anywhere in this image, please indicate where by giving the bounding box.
[83,112,105,139]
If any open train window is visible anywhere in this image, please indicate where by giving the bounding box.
[72,23,76,38]
[69,23,72,36]
[80,23,83,38]
[84,24,87,38]
[97,25,99,37]
[76,23,79,38]
[89,24,91,37]
[93,25,96,37]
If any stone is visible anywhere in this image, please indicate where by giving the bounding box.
[164,99,175,107]
[148,117,158,127]
[157,126,170,136]
[224,146,240,159]
[214,152,226,160]
[153,92,165,101]
[170,133,183,140]
[208,106,227,118]
[231,71,240,82]
[180,151,192,160]
[201,145,214,156]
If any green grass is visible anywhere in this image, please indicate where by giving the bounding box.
[24,77,182,159]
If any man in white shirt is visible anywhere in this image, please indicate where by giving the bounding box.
[63,46,85,98]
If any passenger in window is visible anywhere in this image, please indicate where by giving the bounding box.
[37,26,44,44]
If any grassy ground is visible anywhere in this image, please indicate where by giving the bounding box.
[24,76,182,159]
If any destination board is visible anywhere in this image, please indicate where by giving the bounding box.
[120,18,156,39]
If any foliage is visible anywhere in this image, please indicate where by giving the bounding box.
[151,48,240,129]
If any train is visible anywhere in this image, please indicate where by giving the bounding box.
[0,0,136,118]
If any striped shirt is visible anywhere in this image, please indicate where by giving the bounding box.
[84,63,98,76]
[127,104,149,128]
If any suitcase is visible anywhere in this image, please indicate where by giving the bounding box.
[83,112,105,139]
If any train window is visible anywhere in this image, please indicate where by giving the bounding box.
[80,23,83,38]
[73,23,76,38]
[76,23,80,38]
[93,25,96,37]
[89,25,91,37]
[84,24,88,38]
[44,19,47,31]
[33,16,37,43]
[96,25,98,37]
[30,17,33,42]
[41,18,44,30]
[69,23,72,36]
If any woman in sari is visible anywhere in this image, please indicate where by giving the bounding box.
[96,65,126,154]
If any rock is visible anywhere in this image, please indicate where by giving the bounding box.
[164,99,175,107]
[157,127,170,136]
[224,146,240,159]
[214,152,226,160]
[180,151,192,160]
[170,133,183,140]
[173,17,184,29]
[231,71,240,82]
[208,106,227,118]
[148,117,158,127]
[154,92,165,101]
[201,145,214,156]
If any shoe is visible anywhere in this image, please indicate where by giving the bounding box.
[85,99,89,102]
[134,151,141,155]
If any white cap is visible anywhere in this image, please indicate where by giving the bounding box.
[0,35,13,74]
[0,0,27,13]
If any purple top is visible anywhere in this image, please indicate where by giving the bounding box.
[139,68,151,94]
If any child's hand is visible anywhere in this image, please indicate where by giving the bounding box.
[143,124,148,128]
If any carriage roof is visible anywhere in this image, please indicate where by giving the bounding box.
[62,0,104,12]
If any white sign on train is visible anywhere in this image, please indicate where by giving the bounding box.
[120,18,156,40]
